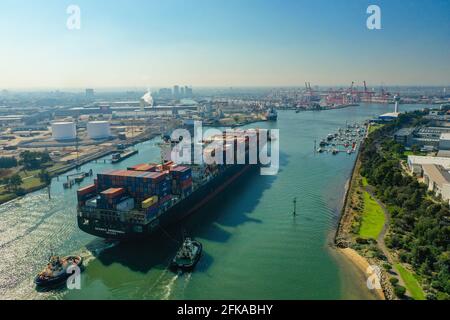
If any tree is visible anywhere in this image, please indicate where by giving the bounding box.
[38,170,52,185]
[0,157,17,169]
[2,177,11,192]
[19,151,51,170]
[38,169,52,199]
[9,174,22,192]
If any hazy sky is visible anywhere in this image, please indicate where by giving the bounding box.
[0,0,449,89]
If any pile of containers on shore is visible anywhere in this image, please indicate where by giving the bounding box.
[78,161,193,222]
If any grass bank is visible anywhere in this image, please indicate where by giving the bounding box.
[395,263,426,300]
[359,191,386,240]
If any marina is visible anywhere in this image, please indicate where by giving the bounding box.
[316,123,366,155]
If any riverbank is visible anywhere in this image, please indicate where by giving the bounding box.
[0,130,162,205]
[332,120,433,300]
[334,124,393,300]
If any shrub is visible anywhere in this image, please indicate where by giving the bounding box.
[383,263,392,271]
[389,277,399,285]
[394,285,407,298]
[356,237,369,244]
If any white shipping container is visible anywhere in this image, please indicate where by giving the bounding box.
[116,198,135,212]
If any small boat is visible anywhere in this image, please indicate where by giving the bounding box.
[319,140,328,147]
[170,238,202,272]
[317,148,324,153]
[332,149,339,155]
[34,255,83,287]
[347,150,352,155]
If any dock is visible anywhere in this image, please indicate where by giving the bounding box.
[112,149,139,164]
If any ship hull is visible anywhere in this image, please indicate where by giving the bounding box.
[77,164,258,240]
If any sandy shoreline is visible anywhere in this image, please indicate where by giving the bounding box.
[338,248,385,300]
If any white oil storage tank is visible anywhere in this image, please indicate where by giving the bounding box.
[51,122,76,140]
[87,121,111,139]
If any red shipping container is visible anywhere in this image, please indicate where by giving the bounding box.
[77,184,97,197]
[101,187,125,199]
[127,164,147,171]
[135,164,156,172]
[180,179,193,189]
[144,172,167,183]
[170,165,190,173]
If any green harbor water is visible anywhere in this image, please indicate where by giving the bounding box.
[0,104,423,300]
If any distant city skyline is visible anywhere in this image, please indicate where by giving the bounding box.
[0,0,449,89]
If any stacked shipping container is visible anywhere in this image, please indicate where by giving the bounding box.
[95,169,172,210]
[76,184,97,206]
[170,165,193,196]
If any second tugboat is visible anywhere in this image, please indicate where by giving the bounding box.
[34,255,83,287]
[170,238,202,272]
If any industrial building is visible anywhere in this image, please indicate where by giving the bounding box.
[439,133,450,150]
[394,126,450,151]
[407,155,450,175]
[422,164,450,204]
[394,127,415,146]
[87,121,111,139]
[51,122,76,140]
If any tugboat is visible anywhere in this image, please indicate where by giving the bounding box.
[170,238,202,272]
[34,255,83,287]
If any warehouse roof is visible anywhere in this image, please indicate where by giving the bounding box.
[437,150,450,158]
[440,133,450,141]
[422,164,450,188]
[407,156,450,169]
[395,127,415,136]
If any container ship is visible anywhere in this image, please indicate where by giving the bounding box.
[76,129,268,240]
